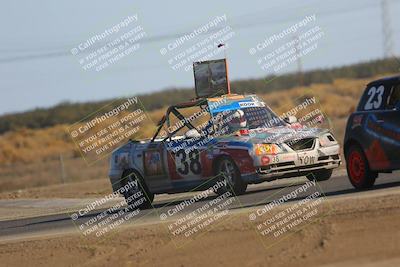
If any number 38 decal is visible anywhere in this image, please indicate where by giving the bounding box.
[364,85,384,110]
[175,149,202,175]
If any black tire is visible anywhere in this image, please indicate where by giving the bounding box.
[306,169,333,181]
[345,145,377,189]
[120,170,154,210]
[214,156,247,196]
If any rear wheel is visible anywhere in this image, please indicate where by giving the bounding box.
[120,170,154,210]
[214,157,247,196]
[345,145,377,189]
[306,169,333,181]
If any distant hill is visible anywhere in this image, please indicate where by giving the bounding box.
[0,73,395,191]
[0,57,398,134]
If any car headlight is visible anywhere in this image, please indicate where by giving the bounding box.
[254,144,282,155]
[319,133,337,147]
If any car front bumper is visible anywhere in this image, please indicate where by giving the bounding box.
[243,145,341,183]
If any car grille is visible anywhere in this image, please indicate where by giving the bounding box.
[286,138,315,151]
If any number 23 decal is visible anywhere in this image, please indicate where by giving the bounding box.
[175,149,202,175]
[364,85,384,110]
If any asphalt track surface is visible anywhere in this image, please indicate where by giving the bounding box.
[0,172,399,241]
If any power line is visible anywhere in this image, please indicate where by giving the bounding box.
[0,1,393,64]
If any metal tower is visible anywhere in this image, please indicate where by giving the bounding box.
[381,0,395,58]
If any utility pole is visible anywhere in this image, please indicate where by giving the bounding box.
[218,43,231,94]
[59,153,66,184]
[381,0,394,58]
[294,35,304,86]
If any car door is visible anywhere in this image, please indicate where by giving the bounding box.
[142,142,171,192]
[166,137,204,182]
[361,81,399,170]
[372,82,400,170]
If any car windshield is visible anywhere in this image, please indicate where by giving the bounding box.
[242,106,285,129]
[213,106,285,134]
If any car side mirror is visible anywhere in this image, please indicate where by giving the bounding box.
[284,116,298,124]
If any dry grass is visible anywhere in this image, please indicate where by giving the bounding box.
[0,74,393,193]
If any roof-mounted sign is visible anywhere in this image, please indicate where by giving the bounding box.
[193,58,230,98]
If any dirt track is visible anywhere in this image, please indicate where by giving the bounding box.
[1,175,400,267]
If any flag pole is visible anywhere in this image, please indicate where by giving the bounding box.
[218,43,231,95]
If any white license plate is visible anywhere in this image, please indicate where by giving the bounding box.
[298,154,316,165]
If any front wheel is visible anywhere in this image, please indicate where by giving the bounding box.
[120,170,154,210]
[306,169,333,181]
[345,145,377,189]
[214,157,247,196]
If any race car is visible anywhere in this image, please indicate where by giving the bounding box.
[344,75,400,189]
[109,94,341,209]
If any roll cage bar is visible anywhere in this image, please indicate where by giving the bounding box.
[151,98,209,142]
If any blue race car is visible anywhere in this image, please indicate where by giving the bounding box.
[344,76,400,189]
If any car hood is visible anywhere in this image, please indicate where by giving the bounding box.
[239,126,328,144]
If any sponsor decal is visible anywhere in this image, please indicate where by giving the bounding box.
[261,155,270,165]
[365,114,400,146]
[239,101,260,108]
[351,114,363,129]
[365,140,390,170]
[144,150,163,176]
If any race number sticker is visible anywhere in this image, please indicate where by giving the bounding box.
[175,149,202,177]
[364,85,384,110]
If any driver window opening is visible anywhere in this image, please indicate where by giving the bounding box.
[164,106,211,141]
[387,84,400,109]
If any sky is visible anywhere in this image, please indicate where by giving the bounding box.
[0,0,399,115]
